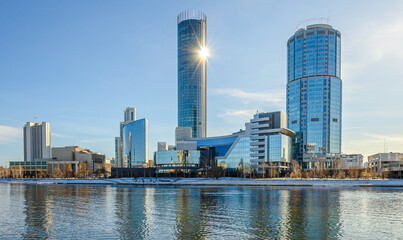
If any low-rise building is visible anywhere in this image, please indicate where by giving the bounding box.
[10,146,110,177]
[368,152,403,174]
[9,160,48,177]
[340,154,363,169]
[52,146,107,173]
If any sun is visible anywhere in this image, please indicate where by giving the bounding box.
[199,46,209,59]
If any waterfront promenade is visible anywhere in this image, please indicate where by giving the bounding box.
[1,178,403,187]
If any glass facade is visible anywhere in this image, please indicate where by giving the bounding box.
[155,150,201,166]
[10,161,48,172]
[287,24,342,166]
[177,11,207,138]
[268,135,292,162]
[217,137,251,169]
[122,119,148,167]
[192,136,238,157]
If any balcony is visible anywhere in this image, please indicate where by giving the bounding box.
[250,117,270,123]
[251,153,265,158]
[250,136,265,140]
[250,123,271,129]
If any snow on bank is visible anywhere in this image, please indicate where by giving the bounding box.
[1,178,403,187]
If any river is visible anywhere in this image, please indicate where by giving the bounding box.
[0,184,402,239]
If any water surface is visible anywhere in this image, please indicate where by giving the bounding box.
[0,184,402,239]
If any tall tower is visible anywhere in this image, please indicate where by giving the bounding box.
[177,10,207,138]
[115,107,136,167]
[24,122,51,161]
[287,24,342,169]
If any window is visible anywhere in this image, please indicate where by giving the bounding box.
[332,118,338,122]
[292,120,297,124]
[311,118,319,122]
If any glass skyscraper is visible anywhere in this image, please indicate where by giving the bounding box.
[122,118,148,167]
[287,24,342,169]
[177,10,207,138]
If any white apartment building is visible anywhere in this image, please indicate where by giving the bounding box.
[24,122,51,161]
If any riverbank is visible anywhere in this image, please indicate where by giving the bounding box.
[1,178,403,187]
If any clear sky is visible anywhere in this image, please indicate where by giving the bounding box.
[1,0,403,166]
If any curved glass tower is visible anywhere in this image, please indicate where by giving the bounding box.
[177,11,207,138]
[287,24,342,169]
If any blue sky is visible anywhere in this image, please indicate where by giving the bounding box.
[1,0,403,166]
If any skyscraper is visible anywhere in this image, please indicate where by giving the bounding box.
[115,107,136,167]
[122,118,148,167]
[177,10,207,138]
[124,107,136,122]
[23,122,51,161]
[287,24,342,169]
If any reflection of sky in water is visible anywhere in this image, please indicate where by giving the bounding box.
[0,184,402,239]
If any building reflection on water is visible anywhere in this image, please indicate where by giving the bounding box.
[21,185,55,239]
[113,186,343,239]
[5,185,399,239]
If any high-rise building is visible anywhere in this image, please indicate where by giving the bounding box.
[23,122,51,161]
[115,107,137,167]
[124,107,136,122]
[122,118,148,168]
[287,24,342,169]
[177,10,207,138]
[250,112,294,173]
[157,142,168,151]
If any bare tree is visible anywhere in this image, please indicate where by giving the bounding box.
[348,166,359,179]
[371,168,378,179]
[54,167,63,178]
[78,162,87,178]
[380,169,390,179]
[302,170,312,179]
[317,160,325,179]
[360,166,370,179]
[244,165,252,178]
[17,164,24,179]
[0,167,9,179]
[236,160,245,178]
[332,158,342,179]
[290,160,302,179]
[337,170,345,179]
[219,162,227,177]
[64,163,73,178]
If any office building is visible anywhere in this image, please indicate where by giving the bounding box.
[190,127,252,170]
[250,112,294,174]
[175,127,192,143]
[11,146,110,177]
[340,154,363,169]
[115,107,137,167]
[157,142,168,151]
[368,152,403,173]
[23,122,51,162]
[177,11,207,138]
[124,107,136,122]
[154,112,293,175]
[287,23,342,169]
[154,150,201,168]
[122,118,148,167]
[51,146,109,174]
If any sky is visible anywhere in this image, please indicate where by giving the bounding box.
[1,0,403,166]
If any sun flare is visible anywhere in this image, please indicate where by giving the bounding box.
[200,46,209,59]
